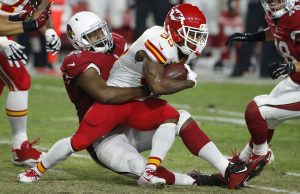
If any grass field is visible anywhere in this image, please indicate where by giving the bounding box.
[0,76,299,194]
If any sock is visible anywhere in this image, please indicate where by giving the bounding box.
[198,142,229,177]
[245,101,268,144]
[6,91,28,149]
[173,172,195,185]
[253,141,268,156]
[156,166,195,185]
[147,123,177,171]
[239,143,253,161]
[179,120,210,156]
[37,137,74,173]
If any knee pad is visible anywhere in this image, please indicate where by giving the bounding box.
[16,70,31,91]
[176,110,192,135]
[128,156,146,176]
[245,100,262,122]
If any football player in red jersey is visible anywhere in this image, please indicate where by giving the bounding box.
[0,0,54,167]
[226,0,300,174]
[18,6,259,189]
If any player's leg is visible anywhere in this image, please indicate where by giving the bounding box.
[177,110,260,189]
[239,77,300,180]
[126,98,179,186]
[241,77,300,161]
[89,128,196,186]
[0,53,44,166]
[17,103,132,183]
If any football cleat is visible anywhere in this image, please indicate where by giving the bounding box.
[137,169,166,187]
[225,162,252,189]
[246,150,272,182]
[12,139,45,167]
[17,168,41,183]
[187,171,226,186]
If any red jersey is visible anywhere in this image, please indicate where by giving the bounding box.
[266,3,300,84]
[60,33,127,121]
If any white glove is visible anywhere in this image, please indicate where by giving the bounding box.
[45,28,61,55]
[0,37,27,68]
[184,63,197,87]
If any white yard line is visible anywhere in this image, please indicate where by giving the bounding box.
[285,172,300,177]
[32,84,65,93]
[248,185,300,194]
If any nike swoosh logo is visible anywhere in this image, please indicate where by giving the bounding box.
[235,166,248,174]
[66,62,76,67]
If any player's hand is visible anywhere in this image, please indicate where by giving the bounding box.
[269,62,296,79]
[0,40,27,68]
[9,0,43,21]
[35,2,52,28]
[184,63,197,87]
[225,33,251,47]
[45,28,61,55]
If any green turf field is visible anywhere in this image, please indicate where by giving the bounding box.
[0,77,299,194]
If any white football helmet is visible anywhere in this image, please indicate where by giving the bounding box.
[261,0,298,18]
[66,11,113,53]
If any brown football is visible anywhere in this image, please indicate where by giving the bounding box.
[163,62,188,80]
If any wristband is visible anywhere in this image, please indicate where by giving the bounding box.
[9,14,20,21]
[22,20,37,33]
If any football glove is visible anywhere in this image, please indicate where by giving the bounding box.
[269,62,296,79]
[225,31,265,47]
[45,28,61,55]
[0,38,27,68]
[9,0,42,21]
[184,63,197,87]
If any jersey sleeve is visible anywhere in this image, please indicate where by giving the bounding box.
[143,32,177,65]
[60,51,97,78]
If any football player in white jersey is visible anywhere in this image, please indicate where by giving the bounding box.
[0,0,60,167]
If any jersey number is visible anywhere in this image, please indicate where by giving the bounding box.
[275,40,297,63]
[160,32,174,47]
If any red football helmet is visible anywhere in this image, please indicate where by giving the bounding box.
[164,3,209,55]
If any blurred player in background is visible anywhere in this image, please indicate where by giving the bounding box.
[0,0,55,167]
[213,0,244,74]
[226,0,300,171]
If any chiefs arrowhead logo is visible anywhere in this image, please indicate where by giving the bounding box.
[170,8,185,21]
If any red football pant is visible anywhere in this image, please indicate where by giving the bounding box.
[71,98,179,151]
[0,52,30,95]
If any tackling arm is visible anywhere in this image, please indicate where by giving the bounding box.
[137,50,194,95]
[76,68,149,104]
[0,19,24,35]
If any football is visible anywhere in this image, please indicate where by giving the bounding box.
[163,62,188,80]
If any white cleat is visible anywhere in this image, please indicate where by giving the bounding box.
[17,169,41,183]
[137,169,166,187]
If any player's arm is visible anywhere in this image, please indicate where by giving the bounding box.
[226,28,272,46]
[136,50,194,96]
[76,68,149,104]
[0,3,51,36]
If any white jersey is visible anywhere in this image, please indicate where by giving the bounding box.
[107,26,181,87]
[0,0,29,16]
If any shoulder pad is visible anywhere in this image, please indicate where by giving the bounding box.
[143,26,178,65]
[60,50,95,78]
[112,33,127,56]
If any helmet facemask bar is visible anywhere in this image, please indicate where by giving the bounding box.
[177,24,209,55]
[261,0,297,18]
[80,21,113,53]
